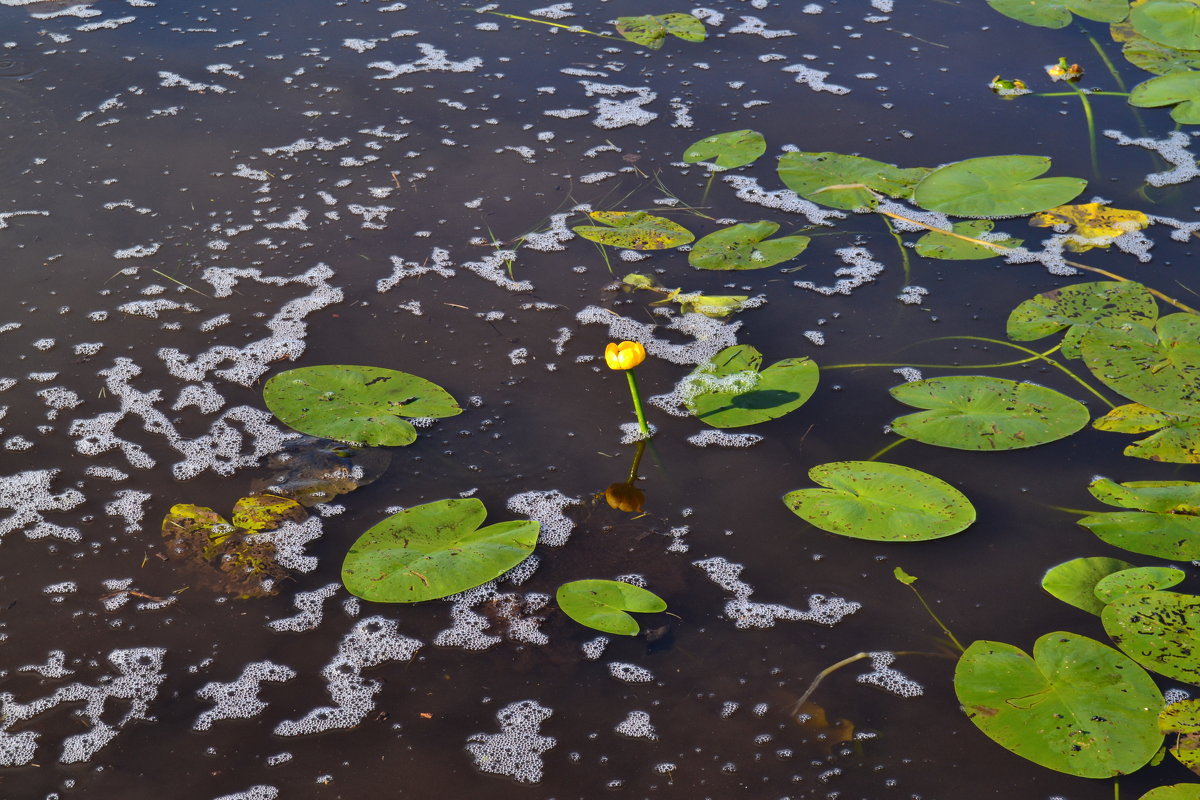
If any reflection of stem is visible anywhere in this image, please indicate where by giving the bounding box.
[826,342,1065,371]
[883,215,912,286]
[626,439,647,483]
[1068,84,1101,180]
[867,437,908,462]
[1082,28,1127,92]
[626,371,650,435]
[701,170,716,205]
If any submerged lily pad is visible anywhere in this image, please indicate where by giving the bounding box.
[1078,477,1200,559]
[913,220,1021,260]
[688,221,809,270]
[341,498,539,603]
[1130,70,1200,124]
[1104,591,1200,683]
[954,632,1163,778]
[572,211,694,249]
[683,345,819,428]
[776,151,930,211]
[1093,403,1200,463]
[987,0,1130,28]
[1131,0,1200,50]
[615,13,706,48]
[888,376,1090,450]
[783,461,975,542]
[1007,281,1158,359]
[912,155,1087,218]
[264,365,462,446]
[555,579,667,636]
[1041,556,1135,615]
[250,435,392,507]
[682,130,766,169]
[1081,314,1200,417]
[1094,566,1186,603]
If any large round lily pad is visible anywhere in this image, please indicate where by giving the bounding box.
[341,498,539,603]
[888,376,1090,450]
[684,345,818,428]
[776,151,929,211]
[1006,281,1158,359]
[783,461,975,541]
[682,130,766,170]
[912,155,1087,218]
[555,579,667,636]
[688,221,809,270]
[988,0,1130,27]
[263,365,461,446]
[1129,70,1200,125]
[1103,591,1200,684]
[955,632,1163,778]
[1081,314,1200,417]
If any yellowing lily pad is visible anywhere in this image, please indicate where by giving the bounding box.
[1078,477,1200,559]
[573,211,694,249]
[1093,402,1200,463]
[1029,203,1150,251]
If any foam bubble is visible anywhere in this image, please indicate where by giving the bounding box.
[693,556,861,629]
[507,490,578,547]
[465,699,556,783]
[267,582,341,632]
[581,636,609,660]
[212,787,279,800]
[614,710,658,740]
[607,662,654,683]
[194,661,297,730]
[856,651,923,698]
[687,430,763,448]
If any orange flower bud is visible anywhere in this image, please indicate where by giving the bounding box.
[605,341,646,370]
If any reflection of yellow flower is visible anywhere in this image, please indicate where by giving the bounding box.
[605,341,647,371]
[605,482,645,513]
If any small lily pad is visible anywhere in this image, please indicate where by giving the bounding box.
[1041,556,1135,615]
[689,221,809,270]
[572,211,694,249]
[1007,281,1158,359]
[776,151,930,211]
[682,130,766,170]
[1094,566,1186,604]
[888,376,1090,450]
[954,632,1163,778]
[615,13,706,48]
[1093,403,1200,463]
[1078,477,1200,559]
[987,0,1130,28]
[555,579,667,636]
[1081,314,1200,417]
[263,365,462,446]
[912,155,1087,218]
[1129,70,1200,124]
[1103,591,1200,683]
[341,498,539,603]
[913,220,1021,260]
[683,345,818,428]
[783,461,975,542]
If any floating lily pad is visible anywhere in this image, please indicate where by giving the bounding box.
[1138,784,1200,800]
[783,461,976,542]
[1112,20,1200,74]
[683,345,819,428]
[615,13,706,48]
[987,0,1130,27]
[341,498,539,603]
[912,155,1087,218]
[1095,566,1186,603]
[1030,203,1150,252]
[263,365,462,447]
[555,579,667,636]
[954,632,1163,778]
[1078,477,1200,559]
[682,130,766,169]
[1159,700,1200,778]
[1007,281,1158,359]
[1081,314,1200,417]
[1041,556,1135,615]
[1093,402,1200,463]
[1130,70,1200,124]
[1103,591,1200,683]
[572,211,694,249]
[1131,0,1200,50]
[888,376,1090,450]
[688,221,809,270]
[913,220,1021,260]
[776,151,930,211]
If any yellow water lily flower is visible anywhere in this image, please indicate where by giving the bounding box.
[605,341,647,371]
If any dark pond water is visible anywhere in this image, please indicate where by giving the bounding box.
[0,0,1198,798]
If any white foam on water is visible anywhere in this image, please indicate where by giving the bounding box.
[1104,129,1200,186]
[687,430,764,448]
[614,709,658,740]
[194,661,297,730]
[248,516,325,573]
[212,787,279,800]
[576,307,741,367]
[18,650,73,679]
[581,636,609,660]
[782,63,850,94]
[729,16,796,37]
[608,662,654,683]
[376,247,456,292]
[0,469,84,543]
[369,43,483,78]
[465,699,555,783]
[578,81,658,129]
[723,175,847,226]
[794,246,885,295]
[506,490,578,547]
[267,582,341,632]
[856,651,923,698]
[104,489,151,533]
[693,556,862,629]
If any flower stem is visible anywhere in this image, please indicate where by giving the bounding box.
[626,370,650,436]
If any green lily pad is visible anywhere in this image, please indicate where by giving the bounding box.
[1095,566,1186,603]
[913,220,1021,260]
[682,130,766,170]
[1138,785,1200,800]
[912,155,1087,218]
[776,151,930,211]
[987,0,1130,27]
[615,13,706,49]
[1093,403,1200,463]
[1078,477,1200,559]
[1130,70,1200,124]
[1081,314,1200,417]
[888,376,1090,450]
[1007,281,1158,359]
[1103,591,1200,683]
[1112,20,1200,74]
[1159,700,1200,778]
[341,498,539,603]
[954,632,1163,778]
[263,365,462,447]
[555,579,667,636]
[683,345,819,428]
[688,221,810,270]
[1087,475,1200,511]
[1131,0,1200,49]
[1041,556,1135,615]
[572,211,694,249]
[783,461,976,542]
